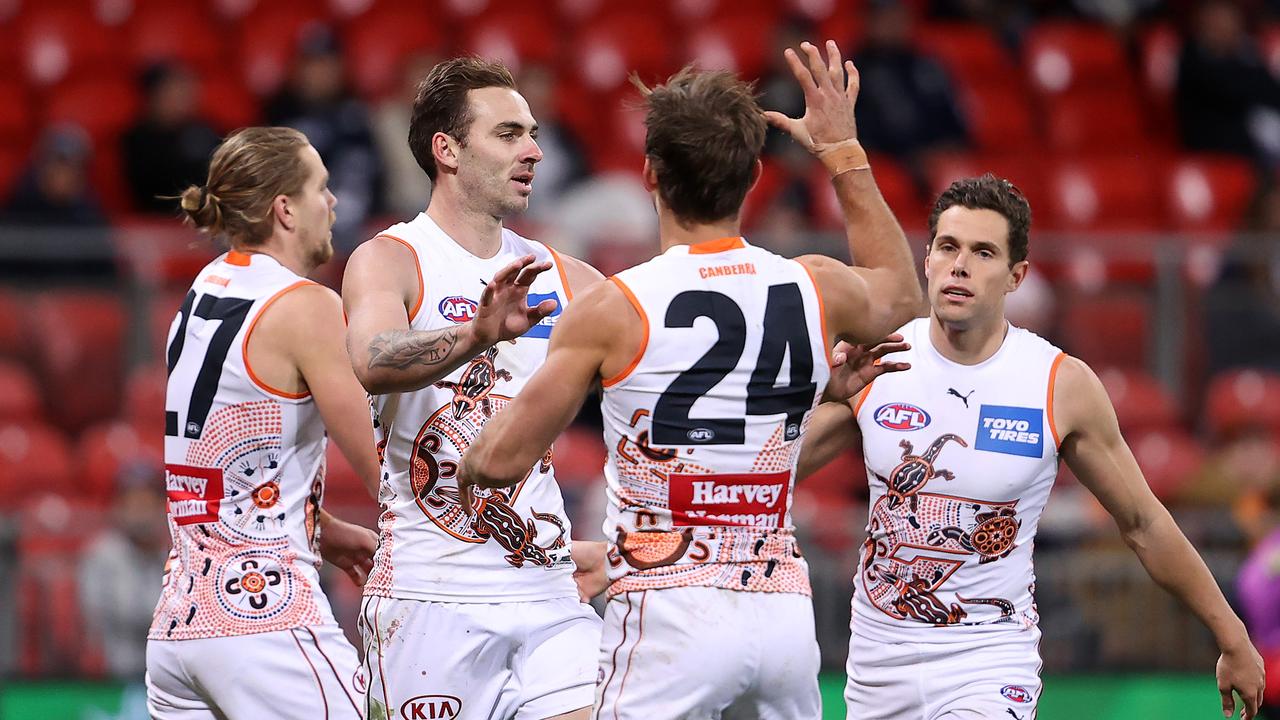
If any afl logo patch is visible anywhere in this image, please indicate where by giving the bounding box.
[1001,685,1033,703]
[874,403,931,431]
[438,296,478,323]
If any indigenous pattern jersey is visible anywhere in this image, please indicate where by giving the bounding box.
[151,251,334,640]
[852,317,1066,641]
[600,237,830,598]
[364,213,576,603]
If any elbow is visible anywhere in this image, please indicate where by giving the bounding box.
[353,365,396,395]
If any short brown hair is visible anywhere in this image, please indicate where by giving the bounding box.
[409,56,516,181]
[928,174,1032,265]
[635,67,766,224]
[178,127,310,247]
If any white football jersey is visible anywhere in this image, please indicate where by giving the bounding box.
[599,237,830,597]
[363,212,576,603]
[852,317,1065,641]
[151,250,334,641]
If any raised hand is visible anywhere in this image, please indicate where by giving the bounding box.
[822,334,911,404]
[472,254,558,346]
[762,40,861,157]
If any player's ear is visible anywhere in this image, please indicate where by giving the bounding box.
[641,157,658,193]
[748,159,762,193]
[433,131,460,175]
[1007,260,1029,293]
[272,194,295,232]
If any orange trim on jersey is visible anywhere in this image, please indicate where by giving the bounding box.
[853,379,876,417]
[688,236,746,254]
[798,261,833,367]
[601,276,649,388]
[545,244,574,301]
[225,250,253,266]
[377,233,424,321]
[243,280,317,400]
[1047,352,1067,448]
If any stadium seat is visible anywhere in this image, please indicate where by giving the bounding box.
[916,23,1014,88]
[817,6,865,48]
[0,289,25,363]
[552,424,607,487]
[924,153,1047,226]
[0,422,75,508]
[1044,156,1164,231]
[76,419,164,501]
[461,7,560,70]
[1128,428,1205,501]
[0,360,44,424]
[814,155,927,232]
[26,290,127,434]
[126,3,225,74]
[683,11,778,79]
[344,3,445,100]
[1043,89,1149,154]
[43,75,139,144]
[669,0,781,25]
[1097,367,1180,433]
[234,0,330,96]
[15,5,121,86]
[0,81,33,148]
[573,10,674,90]
[958,82,1039,153]
[1205,369,1280,439]
[199,70,261,133]
[1137,22,1180,141]
[1165,155,1258,236]
[1023,21,1135,96]
[1060,290,1150,370]
[581,87,647,173]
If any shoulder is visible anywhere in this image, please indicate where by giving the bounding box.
[259,282,342,333]
[551,249,605,295]
[1052,355,1117,440]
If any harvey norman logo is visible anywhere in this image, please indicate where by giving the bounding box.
[164,464,224,525]
[975,405,1043,458]
[668,471,790,528]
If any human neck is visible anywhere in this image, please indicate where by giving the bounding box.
[657,207,741,252]
[928,310,1009,365]
[426,182,505,259]
[239,240,315,278]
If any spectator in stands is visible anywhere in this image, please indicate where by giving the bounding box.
[266,24,382,251]
[1,124,105,227]
[373,52,437,220]
[1204,178,1280,374]
[120,62,220,214]
[1175,0,1280,167]
[851,0,970,179]
[518,63,589,224]
[77,462,168,679]
[1237,481,1280,717]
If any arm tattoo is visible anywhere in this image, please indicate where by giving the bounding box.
[367,327,460,370]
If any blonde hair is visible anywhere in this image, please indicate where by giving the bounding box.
[178,127,311,246]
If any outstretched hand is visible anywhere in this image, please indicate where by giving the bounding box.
[762,40,860,154]
[823,334,911,404]
[472,254,558,346]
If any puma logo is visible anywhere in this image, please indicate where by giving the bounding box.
[1006,710,1025,720]
[948,388,974,408]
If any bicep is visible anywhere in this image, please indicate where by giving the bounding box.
[799,255,909,345]
[342,240,416,354]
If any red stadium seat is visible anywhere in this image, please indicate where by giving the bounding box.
[1060,291,1150,370]
[0,423,75,508]
[126,3,225,74]
[1024,22,1134,96]
[684,11,777,79]
[573,10,674,90]
[1128,428,1205,501]
[1205,369,1280,439]
[1165,155,1259,235]
[924,153,1047,227]
[234,0,330,96]
[916,23,1014,88]
[344,3,445,100]
[26,291,127,434]
[43,75,140,144]
[0,289,25,363]
[0,82,33,147]
[1137,22,1181,142]
[15,5,121,86]
[0,360,43,424]
[1097,367,1180,433]
[76,420,164,501]
[669,0,781,25]
[581,87,647,173]
[199,70,261,133]
[462,8,560,70]
[958,82,1039,153]
[1044,156,1163,232]
[817,6,865,48]
[1043,90,1149,154]
[814,155,927,232]
[551,425,607,487]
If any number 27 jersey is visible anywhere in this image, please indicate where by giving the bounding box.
[600,237,830,597]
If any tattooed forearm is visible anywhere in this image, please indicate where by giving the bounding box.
[367,327,461,370]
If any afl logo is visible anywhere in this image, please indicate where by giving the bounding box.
[401,694,462,719]
[438,296,478,323]
[687,427,715,442]
[1001,685,1033,704]
[874,403,931,431]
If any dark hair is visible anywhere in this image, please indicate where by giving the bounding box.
[409,56,516,181]
[178,127,310,247]
[928,173,1032,265]
[634,66,766,224]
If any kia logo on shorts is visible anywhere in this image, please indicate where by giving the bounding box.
[687,427,715,442]
[1000,685,1033,703]
[401,695,462,720]
[438,296,478,323]
[874,402,931,431]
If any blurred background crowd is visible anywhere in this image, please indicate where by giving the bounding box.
[1,0,1279,716]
